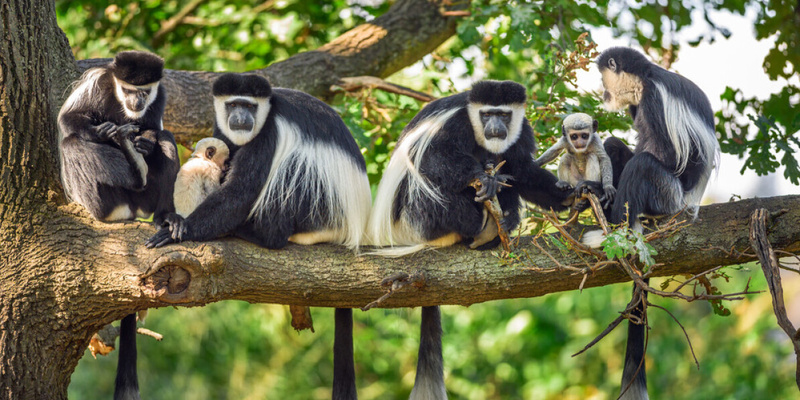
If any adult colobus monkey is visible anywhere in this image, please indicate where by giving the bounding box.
[535,113,615,206]
[59,50,179,225]
[58,50,179,400]
[145,73,370,400]
[368,80,578,399]
[585,47,719,400]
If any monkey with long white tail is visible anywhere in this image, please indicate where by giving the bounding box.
[147,73,370,400]
[368,80,583,399]
[535,113,615,208]
[583,47,720,400]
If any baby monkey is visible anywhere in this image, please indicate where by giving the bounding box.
[174,137,230,218]
[535,113,615,206]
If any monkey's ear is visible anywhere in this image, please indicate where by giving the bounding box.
[592,119,599,132]
[205,146,217,159]
[607,58,617,72]
[561,125,566,137]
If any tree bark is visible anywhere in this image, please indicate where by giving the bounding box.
[74,0,466,145]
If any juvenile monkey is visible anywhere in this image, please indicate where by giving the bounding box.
[535,113,615,204]
[173,137,230,218]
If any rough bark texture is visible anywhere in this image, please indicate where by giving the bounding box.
[51,196,800,311]
[74,0,466,144]
[0,1,90,399]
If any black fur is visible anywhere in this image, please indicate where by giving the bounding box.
[409,306,446,399]
[59,53,179,225]
[212,73,273,98]
[333,308,357,400]
[146,74,365,249]
[109,51,164,86]
[381,81,575,399]
[468,79,526,105]
[597,47,718,400]
[58,52,178,400]
[146,73,369,399]
[392,83,570,244]
[114,314,140,400]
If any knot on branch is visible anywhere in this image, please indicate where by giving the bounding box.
[140,250,222,304]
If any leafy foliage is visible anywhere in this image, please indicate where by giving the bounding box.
[600,228,658,270]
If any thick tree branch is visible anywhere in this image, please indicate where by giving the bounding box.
[50,195,800,321]
[75,0,465,144]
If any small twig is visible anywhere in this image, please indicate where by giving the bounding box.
[361,272,424,311]
[671,265,728,293]
[647,303,699,369]
[334,76,437,102]
[136,327,164,341]
[441,10,471,17]
[572,313,627,357]
[750,208,800,391]
[469,160,511,253]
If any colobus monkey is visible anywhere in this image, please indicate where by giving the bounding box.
[368,80,578,399]
[59,50,179,225]
[145,73,370,400]
[173,137,230,218]
[58,50,179,400]
[535,113,615,205]
[146,73,370,250]
[584,47,720,400]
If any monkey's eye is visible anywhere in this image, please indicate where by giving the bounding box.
[581,134,589,139]
[570,134,578,141]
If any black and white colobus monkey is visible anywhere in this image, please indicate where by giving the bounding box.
[58,50,179,400]
[59,50,179,225]
[535,113,615,205]
[145,73,370,400]
[368,80,578,399]
[585,47,719,400]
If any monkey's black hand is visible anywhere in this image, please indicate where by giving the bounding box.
[95,121,118,140]
[133,135,156,156]
[145,227,177,248]
[555,180,573,191]
[474,174,501,202]
[601,185,616,208]
[161,213,187,241]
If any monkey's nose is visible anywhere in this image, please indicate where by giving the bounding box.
[485,127,507,140]
[229,116,254,131]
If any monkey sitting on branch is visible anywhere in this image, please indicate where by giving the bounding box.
[535,113,616,209]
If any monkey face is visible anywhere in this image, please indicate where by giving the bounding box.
[600,68,643,112]
[113,77,160,119]
[213,95,271,146]
[467,104,524,154]
[225,100,257,132]
[192,137,230,170]
[567,130,591,153]
[480,109,512,140]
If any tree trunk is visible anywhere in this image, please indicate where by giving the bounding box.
[0,1,99,399]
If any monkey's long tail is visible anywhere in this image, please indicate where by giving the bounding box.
[619,280,649,400]
[333,308,358,400]
[114,313,140,400]
[409,306,447,400]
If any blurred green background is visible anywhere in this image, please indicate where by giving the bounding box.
[56,0,799,398]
